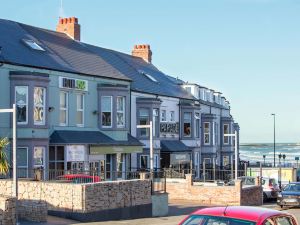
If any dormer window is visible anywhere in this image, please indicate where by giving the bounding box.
[22,39,45,51]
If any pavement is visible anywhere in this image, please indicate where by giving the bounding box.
[19,200,300,225]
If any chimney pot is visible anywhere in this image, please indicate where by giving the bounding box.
[56,17,81,41]
[132,44,152,63]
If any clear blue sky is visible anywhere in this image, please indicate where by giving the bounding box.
[2,0,300,143]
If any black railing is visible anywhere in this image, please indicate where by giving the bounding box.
[0,168,167,193]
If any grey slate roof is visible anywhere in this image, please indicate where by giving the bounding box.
[160,140,191,153]
[0,19,130,81]
[0,18,195,100]
[50,130,143,146]
[85,45,196,99]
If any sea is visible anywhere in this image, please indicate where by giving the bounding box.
[240,143,300,166]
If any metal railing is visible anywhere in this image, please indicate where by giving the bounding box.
[0,168,167,193]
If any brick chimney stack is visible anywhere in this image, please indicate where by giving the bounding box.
[132,44,152,63]
[56,17,80,41]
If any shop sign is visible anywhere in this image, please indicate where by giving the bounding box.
[90,146,143,155]
[160,122,179,134]
[170,153,191,164]
[59,77,88,91]
[66,145,85,162]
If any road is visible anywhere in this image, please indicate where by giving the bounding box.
[75,200,300,225]
[20,200,300,225]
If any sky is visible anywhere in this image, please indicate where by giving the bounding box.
[2,0,300,143]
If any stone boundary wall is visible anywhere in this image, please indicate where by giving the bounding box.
[0,179,151,214]
[18,200,47,222]
[0,196,16,225]
[166,174,262,206]
[241,185,263,206]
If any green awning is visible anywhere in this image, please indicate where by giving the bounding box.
[90,145,143,155]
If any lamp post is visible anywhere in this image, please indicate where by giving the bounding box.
[278,153,282,189]
[263,155,266,167]
[137,121,154,184]
[0,104,18,224]
[224,130,238,180]
[271,113,276,167]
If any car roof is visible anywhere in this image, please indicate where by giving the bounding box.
[191,206,289,222]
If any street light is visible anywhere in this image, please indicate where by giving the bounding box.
[224,130,238,180]
[263,155,266,166]
[271,113,276,167]
[278,153,282,189]
[0,104,18,224]
[282,154,286,167]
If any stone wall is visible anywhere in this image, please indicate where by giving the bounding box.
[82,180,151,212]
[0,179,151,214]
[0,196,16,225]
[241,186,263,206]
[166,174,262,206]
[18,200,47,222]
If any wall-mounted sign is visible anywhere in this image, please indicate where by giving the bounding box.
[66,145,85,162]
[59,77,88,91]
[160,122,179,134]
[170,153,191,164]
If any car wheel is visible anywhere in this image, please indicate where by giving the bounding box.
[263,193,268,202]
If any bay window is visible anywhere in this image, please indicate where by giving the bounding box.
[140,155,149,170]
[34,87,46,125]
[183,112,192,137]
[60,91,68,126]
[195,113,200,138]
[17,147,28,178]
[76,94,84,126]
[101,96,112,128]
[15,86,28,124]
[204,122,210,145]
[33,146,45,167]
[117,96,125,128]
[170,111,175,122]
[139,108,150,137]
[223,124,229,144]
[161,110,166,122]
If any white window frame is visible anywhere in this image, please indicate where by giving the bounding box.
[170,111,175,122]
[161,109,166,122]
[76,93,84,127]
[204,122,210,145]
[59,91,68,126]
[194,152,199,166]
[195,113,200,138]
[34,87,46,125]
[33,146,46,168]
[152,108,159,137]
[183,112,192,138]
[140,155,149,169]
[101,96,113,128]
[15,86,28,125]
[116,96,125,128]
[212,122,215,145]
[17,147,28,178]
[223,124,229,145]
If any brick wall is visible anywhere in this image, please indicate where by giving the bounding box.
[166,174,262,206]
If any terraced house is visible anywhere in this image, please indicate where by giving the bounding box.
[0,17,239,180]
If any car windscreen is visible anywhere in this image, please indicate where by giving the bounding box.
[181,215,256,225]
[283,183,300,192]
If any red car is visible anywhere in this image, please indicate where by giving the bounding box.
[57,174,101,183]
[178,206,298,225]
